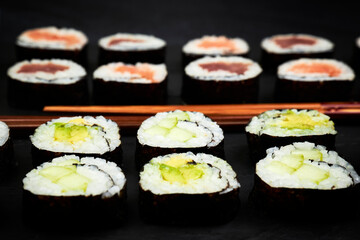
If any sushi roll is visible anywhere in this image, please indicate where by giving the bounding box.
[0,121,13,169]
[136,110,224,169]
[139,152,240,224]
[23,155,126,226]
[16,26,88,65]
[276,58,355,102]
[30,116,122,166]
[182,56,262,104]
[261,34,334,69]
[7,59,87,109]
[245,109,336,161]
[182,35,249,67]
[98,33,166,65]
[93,62,167,105]
[251,142,360,215]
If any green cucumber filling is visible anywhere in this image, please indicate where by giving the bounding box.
[53,122,94,143]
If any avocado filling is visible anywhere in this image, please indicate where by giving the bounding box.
[278,111,319,130]
[53,120,96,143]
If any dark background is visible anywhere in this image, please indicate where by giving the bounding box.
[1,1,360,239]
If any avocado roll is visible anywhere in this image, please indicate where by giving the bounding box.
[0,121,13,169]
[30,116,122,166]
[23,155,126,226]
[136,110,224,169]
[93,62,167,105]
[251,142,360,216]
[182,35,249,67]
[16,26,88,65]
[98,33,166,65]
[261,34,334,70]
[182,56,262,104]
[7,59,87,109]
[245,109,336,161]
[139,152,240,224]
[276,58,355,102]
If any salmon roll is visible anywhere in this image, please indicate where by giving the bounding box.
[98,33,166,65]
[7,59,87,109]
[93,62,167,105]
[245,109,337,161]
[16,26,88,65]
[0,121,13,170]
[182,35,249,66]
[139,152,240,224]
[251,142,360,216]
[182,56,262,104]
[276,58,355,102]
[261,34,334,69]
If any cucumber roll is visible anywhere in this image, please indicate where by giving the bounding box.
[93,62,167,105]
[7,59,87,109]
[139,152,240,224]
[23,155,126,226]
[16,26,88,65]
[276,58,355,102]
[30,116,122,165]
[251,142,360,215]
[182,35,249,67]
[0,121,13,169]
[136,110,224,169]
[98,33,166,65]
[245,109,336,161]
[182,56,262,104]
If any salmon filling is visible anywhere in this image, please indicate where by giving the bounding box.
[25,30,82,47]
[288,62,342,77]
[274,36,317,49]
[108,38,144,46]
[199,62,249,75]
[197,37,237,53]
[17,63,69,74]
[114,64,155,82]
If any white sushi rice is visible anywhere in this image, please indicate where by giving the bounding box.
[99,33,166,51]
[30,116,121,154]
[23,155,126,197]
[137,110,224,148]
[0,121,10,147]
[185,56,262,81]
[261,34,334,54]
[356,37,360,48]
[245,109,337,137]
[93,62,167,84]
[140,152,240,195]
[182,35,249,55]
[256,142,360,189]
[7,59,86,84]
[278,58,355,81]
[17,26,88,50]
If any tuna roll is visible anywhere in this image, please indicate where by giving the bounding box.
[7,59,87,109]
[93,62,167,105]
[245,109,336,161]
[182,56,262,104]
[261,34,334,69]
[136,110,224,169]
[23,155,126,226]
[30,116,122,165]
[98,33,166,65]
[139,152,240,224]
[276,58,355,102]
[16,26,88,65]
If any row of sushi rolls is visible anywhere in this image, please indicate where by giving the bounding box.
[1,26,360,225]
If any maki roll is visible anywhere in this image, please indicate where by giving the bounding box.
[136,110,224,169]
[0,121,13,169]
[251,142,360,215]
[182,56,262,104]
[276,58,355,102]
[182,35,249,67]
[7,59,87,109]
[245,109,336,161]
[98,33,166,65]
[23,155,126,226]
[261,34,334,69]
[16,26,88,65]
[139,152,240,224]
[93,62,167,105]
[30,116,122,165]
